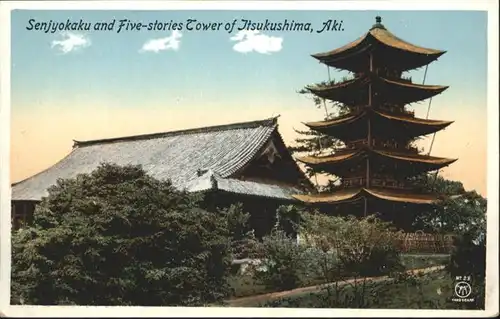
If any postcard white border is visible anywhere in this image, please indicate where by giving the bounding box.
[1,0,498,317]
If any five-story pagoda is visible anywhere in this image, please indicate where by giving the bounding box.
[293,16,457,229]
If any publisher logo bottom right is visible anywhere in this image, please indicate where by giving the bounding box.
[452,276,475,303]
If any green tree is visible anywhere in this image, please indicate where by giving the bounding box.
[412,176,486,234]
[287,80,351,191]
[299,213,404,278]
[414,175,487,309]
[288,80,350,155]
[219,203,260,260]
[11,163,232,306]
[253,230,314,291]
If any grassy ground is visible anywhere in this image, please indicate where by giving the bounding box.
[401,253,450,270]
[228,253,450,299]
[253,270,460,308]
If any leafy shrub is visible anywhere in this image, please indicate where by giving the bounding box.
[300,214,404,278]
[253,230,313,291]
[218,203,260,260]
[11,163,232,306]
[275,205,303,237]
[413,177,486,234]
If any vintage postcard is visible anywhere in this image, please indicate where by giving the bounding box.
[0,0,498,317]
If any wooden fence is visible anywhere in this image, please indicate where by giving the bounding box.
[232,231,456,258]
[394,231,455,254]
[298,231,456,255]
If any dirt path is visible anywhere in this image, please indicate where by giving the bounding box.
[225,265,446,307]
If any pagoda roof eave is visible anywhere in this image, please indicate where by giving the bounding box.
[306,76,365,93]
[293,187,441,205]
[311,34,368,60]
[375,150,458,166]
[374,111,454,127]
[308,76,448,93]
[311,27,445,61]
[296,149,457,168]
[380,77,448,91]
[303,112,365,129]
[307,76,449,105]
[296,150,359,166]
[304,110,454,131]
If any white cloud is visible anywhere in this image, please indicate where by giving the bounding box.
[51,32,91,54]
[230,30,283,54]
[140,31,182,53]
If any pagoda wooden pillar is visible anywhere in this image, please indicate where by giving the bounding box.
[366,52,373,190]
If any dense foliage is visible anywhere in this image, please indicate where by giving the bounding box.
[412,175,487,235]
[11,163,233,306]
[250,209,404,294]
[252,230,314,291]
[299,213,404,278]
[448,230,486,309]
[220,203,260,260]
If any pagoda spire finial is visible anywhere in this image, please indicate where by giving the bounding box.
[371,15,386,30]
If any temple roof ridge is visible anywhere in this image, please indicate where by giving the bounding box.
[73,116,280,148]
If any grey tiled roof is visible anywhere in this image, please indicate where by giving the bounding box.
[185,170,301,200]
[12,117,304,201]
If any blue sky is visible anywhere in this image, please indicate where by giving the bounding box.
[10,10,489,195]
[11,10,487,112]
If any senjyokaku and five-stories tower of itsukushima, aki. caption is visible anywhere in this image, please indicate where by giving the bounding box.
[293,16,457,230]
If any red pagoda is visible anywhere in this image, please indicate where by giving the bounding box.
[293,16,457,229]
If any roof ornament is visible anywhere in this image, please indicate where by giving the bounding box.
[371,16,386,30]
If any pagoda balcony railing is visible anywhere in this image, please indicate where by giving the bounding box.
[342,177,366,188]
[344,139,419,154]
[342,177,413,190]
[378,104,415,117]
[371,178,413,190]
[344,138,370,149]
[354,70,412,83]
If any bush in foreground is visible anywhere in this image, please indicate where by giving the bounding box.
[11,163,232,306]
[252,230,314,291]
[249,210,405,297]
[300,213,404,278]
